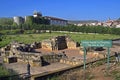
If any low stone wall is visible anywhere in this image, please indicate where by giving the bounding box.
[41,54,60,64]
[41,40,52,50]
[60,59,82,66]
[67,41,77,49]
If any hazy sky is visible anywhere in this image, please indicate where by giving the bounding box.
[0,0,120,21]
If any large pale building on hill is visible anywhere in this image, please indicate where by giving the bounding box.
[13,16,24,25]
[13,11,68,26]
[44,16,68,26]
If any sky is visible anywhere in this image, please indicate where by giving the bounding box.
[0,0,120,21]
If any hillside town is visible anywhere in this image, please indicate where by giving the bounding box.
[69,18,120,28]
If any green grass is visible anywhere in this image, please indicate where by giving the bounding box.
[0,65,10,77]
[0,65,22,79]
[110,63,120,80]
[0,32,120,47]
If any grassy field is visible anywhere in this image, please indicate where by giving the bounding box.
[0,32,120,47]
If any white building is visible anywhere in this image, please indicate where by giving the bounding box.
[33,11,42,18]
[44,16,68,26]
[77,23,84,26]
[89,23,96,26]
[97,22,103,26]
[116,24,120,28]
[13,16,24,25]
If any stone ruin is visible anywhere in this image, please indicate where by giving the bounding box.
[0,41,68,66]
[1,35,100,67]
[0,39,106,66]
[41,35,79,51]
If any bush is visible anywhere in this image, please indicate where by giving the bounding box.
[110,70,120,80]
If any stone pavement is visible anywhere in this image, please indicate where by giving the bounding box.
[4,62,71,75]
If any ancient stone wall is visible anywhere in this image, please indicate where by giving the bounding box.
[67,41,77,49]
[1,41,67,67]
[41,36,78,51]
[41,40,52,50]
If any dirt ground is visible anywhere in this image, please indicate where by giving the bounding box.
[37,45,120,80]
[59,62,119,80]
[35,45,120,60]
[35,48,82,58]
[4,45,120,80]
[90,64,113,80]
[86,62,120,80]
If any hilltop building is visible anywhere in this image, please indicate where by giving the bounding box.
[25,16,34,23]
[44,16,68,26]
[33,11,42,18]
[102,18,120,28]
[13,11,68,26]
[13,16,24,25]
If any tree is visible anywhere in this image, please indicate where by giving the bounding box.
[0,18,13,26]
[25,16,34,25]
